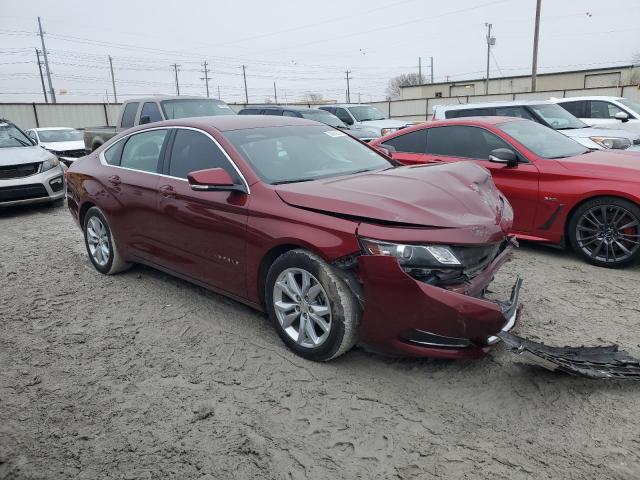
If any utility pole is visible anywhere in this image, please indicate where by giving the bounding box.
[171,63,181,96]
[484,23,495,94]
[217,85,221,100]
[35,48,48,103]
[273,81,278,104]
[108,55,117,103]
[37,17,56,103]
[345,70,351,103]
[531,0,542,92]
[430,56,434,83]
[241,65,248,103]
[418,57,423,84]
[201,60,211,97]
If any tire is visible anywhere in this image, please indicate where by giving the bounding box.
[83,206,131,275]
[568,196,640,268]
[265,249,361,361]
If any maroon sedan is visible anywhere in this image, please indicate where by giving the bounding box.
[65,116,520,361]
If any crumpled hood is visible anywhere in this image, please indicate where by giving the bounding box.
[0,146,53,167]
[39,140,85,152]
[275,162,511,230]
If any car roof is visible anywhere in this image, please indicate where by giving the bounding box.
[552,96,624,102]
[327,104,373,108]
[428,116,522,126]
[139,114,320,132]
[436,99,551,110]
[126,95,225,103]
[242,106,326,113]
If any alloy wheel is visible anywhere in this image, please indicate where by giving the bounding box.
[86,216,111,267]
[576,204,640,264]
[272,267,332,348]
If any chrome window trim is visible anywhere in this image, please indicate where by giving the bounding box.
[98,126,251,195]
[99,125,250,194]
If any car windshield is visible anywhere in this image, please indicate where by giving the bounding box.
[347,106,386,122]
[37,129,83,143]
[528,103,587,130]
[161,99,235,119]
[299,110,345,128]
[0,122,33,148]
[619,98,640,114]
[498,120,589,159]
[224,125,391,184]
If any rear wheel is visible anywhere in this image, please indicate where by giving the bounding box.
[265,249,360,361]
[83,206,131,275]
[568,197,640,268]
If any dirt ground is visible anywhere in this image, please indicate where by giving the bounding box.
[1,202,639,480]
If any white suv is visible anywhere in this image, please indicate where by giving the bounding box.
[432,100,640,151]
[319,104,411,137]
[550,96,640,134]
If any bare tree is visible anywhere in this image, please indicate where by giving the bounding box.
[633,52,640,64]
[386,73,422,100]
[304,92,323,103]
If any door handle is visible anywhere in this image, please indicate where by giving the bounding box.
[159,185,176,198]
[108,175,121,186]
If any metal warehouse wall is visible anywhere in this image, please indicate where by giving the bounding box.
[0,103,121,130]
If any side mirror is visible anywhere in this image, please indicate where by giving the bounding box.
[374,144,395,157]
[489,148,518,167]
[139,115,151,125]
[187,168,246,193]
[614,111,629,123]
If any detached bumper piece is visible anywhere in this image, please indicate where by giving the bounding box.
[498,331,640,380]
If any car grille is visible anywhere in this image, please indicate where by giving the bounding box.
[0,163,40,180]
[0,184,48,203]
[452,242,503,279]
[58,149,86,158]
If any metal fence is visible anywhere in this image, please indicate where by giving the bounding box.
[2,83,639,129]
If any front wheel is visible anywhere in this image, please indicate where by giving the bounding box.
[265,249,360,361]
[568,197,640,268]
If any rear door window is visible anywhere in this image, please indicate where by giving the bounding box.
[168,129,240,182]
[495,106,535,120]
[121,102,140,128]
[282,111,299,117]
[425,125,511,159]
[382,130,427,154]
[445,108,494,119]
[262,109,283,116]
[589,100,624,119]
[558,100,587,118]
[120,129,168,173]
[103,139,125,166]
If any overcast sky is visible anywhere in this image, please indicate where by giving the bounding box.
[1,0,639,104]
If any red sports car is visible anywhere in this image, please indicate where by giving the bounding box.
[65,116,520,361]
[371,117,640,268]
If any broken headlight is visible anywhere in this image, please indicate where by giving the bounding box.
[359,238,461,268]
[589,136,632,150]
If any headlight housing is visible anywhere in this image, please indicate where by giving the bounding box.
[589,136,632,150]
[41,155,60,172]
[380,127,397,136]
[360,238,461,267]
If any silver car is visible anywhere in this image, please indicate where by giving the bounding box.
[0,120,65,208]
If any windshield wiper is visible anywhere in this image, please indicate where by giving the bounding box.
[9,135,30,147]
[272,178,317,185]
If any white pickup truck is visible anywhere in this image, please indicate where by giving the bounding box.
[83,96,235,152]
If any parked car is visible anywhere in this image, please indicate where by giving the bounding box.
[319,104,412,136]
[26,127,85,166]
[66,115,521,361]
[0,119,65,207]
[83,96,235,152]
[371,117,640,268]
[238,106,379,141]
[432,100,640,151]
[551,96,640,133]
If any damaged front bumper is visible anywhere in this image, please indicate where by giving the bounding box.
[357,238,522,359]
[498,331,640,379]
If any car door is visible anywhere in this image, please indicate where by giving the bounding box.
[102,128,170,260]
[420,125,540,233]
[585,100,626,128]
[155,127,249,297]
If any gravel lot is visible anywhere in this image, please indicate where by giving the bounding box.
[1,202,639,480]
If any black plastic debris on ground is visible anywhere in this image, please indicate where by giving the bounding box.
[498,331,640,380]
